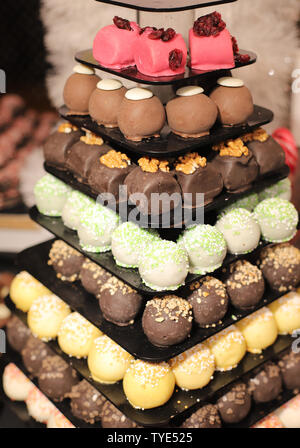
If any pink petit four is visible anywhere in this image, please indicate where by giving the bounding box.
[93,16,140,69]
[189,11,235,71]
[134,27,187,77]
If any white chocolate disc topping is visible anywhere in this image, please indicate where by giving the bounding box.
[97,79,123,91]
[176,86,204,97]
[125,87,153,101]
[217,77,244,87]
[73,64,95,75]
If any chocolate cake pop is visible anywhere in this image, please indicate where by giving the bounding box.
[63,64,100,115]
[43,123,81,170]
[118,88,166,141]
[99,276,142,326]
[166,86,218,138]
[80,259,111,296]
[181,404,222,428]
[38,355,78,401]
[217,383,252,424]
[89,78,127,128]
[175,153,223,207]
[226,260,265,311]
[210,77,254,126]
[278,351,300,390]
[101,400,139,428]
[142,296,193,347]
[211,138,259,193]
[188,276,229,328]
[248,362,282,403]
[69,380,106,424]
[6,315,31,352]
[21,335,55,376]
[259,243,300,293]
[48,240,85,282]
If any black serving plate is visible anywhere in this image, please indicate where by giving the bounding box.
[4,297,294,427]
[59,104,271,158]
[16,237,299,362]
[75,49,256,86]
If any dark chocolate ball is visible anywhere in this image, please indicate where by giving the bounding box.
[278,351,300,390]
[101,400,139,428]
[69,379,106,424]
[226,260,265,310]
[38,355,78,401]
[188,276,229,328]
[48,240,84,282]
[6,315,31,352]
[217,383,252,424]
[80,259,111,296]
[181,404,222,428]
[248,362,282,403]
[98,276,142,326]
[142,295,193,347]
[21,335,55,376]
[259,244,300,293]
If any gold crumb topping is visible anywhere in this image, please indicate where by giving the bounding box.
[80,131,104,146]
[175,152,207,174]
[100,149,130,169]
[58,123,78,133]
[138,157,170,173]
[212,138,249,157]
[242,128,269,143]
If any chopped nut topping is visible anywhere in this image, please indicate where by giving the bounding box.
[100,149,130,169]
[58,123,78,133]
[242,128,269,143]
[80,131,104,146]
[175,152,207,174]
[138,157,170,173]
[212,138,249,157]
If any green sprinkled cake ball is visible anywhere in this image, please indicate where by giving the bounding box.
[138,239,189,291]
[34,174,71,217]
[219,192,259,217]
[258,178,292,202]
[62,190,94,230]
[78,202,120,253]
[180,224,227,275]
[254,198,298,243]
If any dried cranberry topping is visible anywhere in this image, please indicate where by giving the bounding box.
[148,28,164,39]
[193,11,226,37]
[113,16,132,31]
[147,27,176,41]
[161,28,176,42]
[169,49,183,71]
[231,36,239,55]
[235,53,251,64]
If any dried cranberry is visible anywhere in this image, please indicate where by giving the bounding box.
[235,53,251,64]
[113,16,132,31]
[161,28,176,42]
[231,36,239,55]
[193,11,226,37]
[169,49,183,71]
[148,28,164,39]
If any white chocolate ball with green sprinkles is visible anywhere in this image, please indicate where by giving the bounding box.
[62,190,94,230]
[34,174,71,217]
[111,221,159,268]
[77,202,120,253]
[215,208,261,255]
[180,224,227,275]
[254,198,298,243]
[258,178,292,202]
[138,240,189,291]
[219,192,259,217]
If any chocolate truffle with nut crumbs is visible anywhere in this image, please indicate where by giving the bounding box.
[69,379,106,424]
[217,382,251,424]
[278,350,300,390]
[48,240,84,282]
[80,259,111,296]
[248,362,282,403]
[6,315,31,352]
[21,335,55,377]
[181,404,222,428]
[38,355,78,401]
[101,400,139,428]
[43,123,81,170]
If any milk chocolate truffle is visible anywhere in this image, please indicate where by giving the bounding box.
[188,276,229,328]
[212,138,259,193]
[89,78,127,128]
[118,87,166,141]
[69,380,106,424]
[101,400,139,428]
[99,276,142,326]
[226,260,265,311]
[48,240,85,282]
[278,351,300,390]
[175,153,223,207]
[38,355,78,402]
[88,149,134,201]
[63,64,100,115]
[6,315,31,352]
[181,404,222,428]
[80,259,111,296]
[259,243,300,293]
[21,335,54,377]
[210,77,254,126]
[248,362,282,403]
[124,157,181,215]
[243,128,286,176]
[43,123,81,170]
[142,296,193,347]
[166,86,218,138]
[217,383,252,424]
[65,131,109,183]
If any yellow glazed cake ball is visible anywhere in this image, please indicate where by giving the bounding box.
[123,359,175,410]
[87,335,132,384]
[236,307,278,354]
[27,294,70,341]
[269,292,300,335]
[58,312,102,358]
[206,325,246,371]
[168,343,215,390]
[10,271,50,312]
